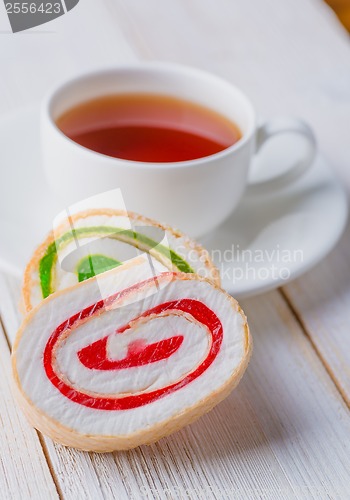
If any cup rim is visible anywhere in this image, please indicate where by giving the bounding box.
[42,61,256,170]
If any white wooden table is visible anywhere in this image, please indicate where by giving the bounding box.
[1,1,350,498]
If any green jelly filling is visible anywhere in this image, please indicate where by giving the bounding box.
[76,254,122,282]
[39,226,194,299]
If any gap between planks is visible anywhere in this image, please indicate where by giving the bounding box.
[0,315,11,352]
[279,287,350,409]
[37,433,64,500]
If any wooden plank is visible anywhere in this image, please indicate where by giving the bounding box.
[240,292,350,498]
[282,221,350,406]
[1,274,349,498]
[0,303,59,498]
[1,1,350,497]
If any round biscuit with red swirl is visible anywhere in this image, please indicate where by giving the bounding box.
[13,256,251,452]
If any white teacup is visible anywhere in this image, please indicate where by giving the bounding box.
[41,63,316,237]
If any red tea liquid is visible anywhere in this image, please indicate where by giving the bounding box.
[56,94,241,163]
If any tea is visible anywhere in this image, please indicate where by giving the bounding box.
[56,94,241,163]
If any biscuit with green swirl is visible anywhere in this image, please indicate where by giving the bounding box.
[22,209,220,312]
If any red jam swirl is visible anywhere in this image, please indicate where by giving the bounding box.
[43,277,223,410]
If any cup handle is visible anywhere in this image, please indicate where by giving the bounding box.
[248,117,317,191]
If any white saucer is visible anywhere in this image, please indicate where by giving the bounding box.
[0,107,347,298]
